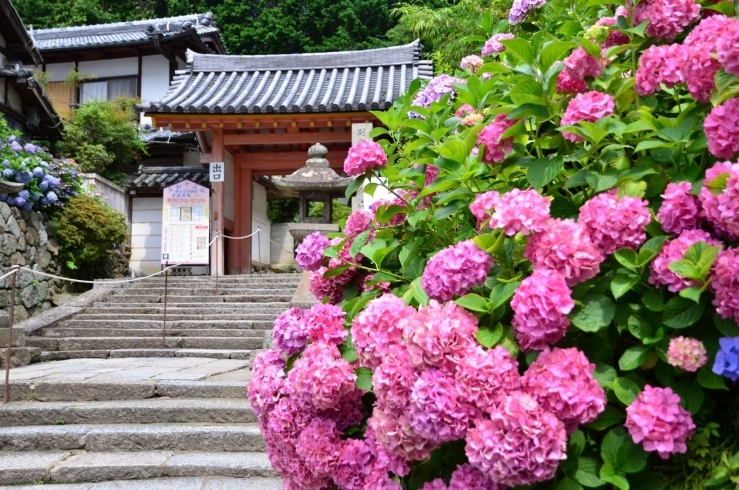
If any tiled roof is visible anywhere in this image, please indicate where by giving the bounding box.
[139,128,197,144]
[140,40,433,114]
[130,165,210,190]
[31,13,221,51]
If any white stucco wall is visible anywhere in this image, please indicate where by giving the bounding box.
[44,62,75,83]
[140,55,171,125]
[270,224,294,266]
[78,58,138,78]
[130,197,163,276]
[224,152,234,222]
[252,182,271,266]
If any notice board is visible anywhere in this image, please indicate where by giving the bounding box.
[161,180,210,265]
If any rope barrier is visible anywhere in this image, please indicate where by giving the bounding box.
[0,266,20,282]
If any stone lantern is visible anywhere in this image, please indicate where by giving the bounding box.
[273,143,353,309]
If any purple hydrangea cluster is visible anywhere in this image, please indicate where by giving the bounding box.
[295,231,330,272]
[509,0,547,24]
[561,91,615,142]
[455,346,521,414]
[412,75,466,112]
[713,336,739,381]
[482,34,515,56]
[460,55,484,73]
[625,386,696,458]
[578,190,651,255]
[272,307,309,356]
[705,99,739,160]
[421,240,493,301]
[305,303,347,346]
[557,48,603,94]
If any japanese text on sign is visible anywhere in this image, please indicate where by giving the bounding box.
[210,162,225,182]
[161,180,210,265]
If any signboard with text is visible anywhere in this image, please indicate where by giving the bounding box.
[161,180,210,265]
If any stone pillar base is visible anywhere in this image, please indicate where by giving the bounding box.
[289,270,318,309]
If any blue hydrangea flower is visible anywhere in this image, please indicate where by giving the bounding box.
[40,197,49,206]
[10,141,22,153]
[23,143,36,154]
[32,167,45,178]
[7,135,17,143]
[46,191,58,203]
[29,193,40,202]
[21,202,33,212]
[2,160,9,167]
[18,190,30,200]
[15,171,32,184]
[39,180,49,191]
[13,196,26,207]
[713,336,739,382]
[0,194,7,202]
[2,168,14,178]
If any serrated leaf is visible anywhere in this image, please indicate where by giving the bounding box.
[593,363,617,390]
[714,313,739,336]
[611,272,640,299]
[350,230,371,259]
[490,281,520,309]
[643,288,664,312]
[345,174,366,199]
[527,157,564,188]
[668,260,702,281]
[540,41,578,72]
[697,367,728,390]
[602,426,630,464]
[616,441,648,474]
[634,140,671,153]
[355,367,373,391]
[476,323,504,348]
[679,286,702,303]
[500,38,536,65]
[619,346,652,371]
[614,249,638,268]
[627,316,652,340]
[663,296,706,329]
[614,377,640,406]
[587,405,626,430]
[455,293,491,313]
[568,430,586,458]
[436,138,469,165]
[410,277,429,306]
[575,457,606,487]
[507,103,550,119]
[557,477,584,490]
[570,294,616,332]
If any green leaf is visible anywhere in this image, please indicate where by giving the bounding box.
[593,363,617,390]
[705,1,735,16]
[643,288,664,312]
[476,323,504,348]
[527,157,564,188]
[614,249,638,269]
[673,379,704,414]
[410,277,429,306]
[616,441,648,474]
[667,260,702,281]
[580,37,602,59]
[587,405,626,430]
[540,41,578,72]
[355,367,373,391]
[679,286,702,303]
[619,346,652,371]
[345,174,365,199]
[627,316,653,340]
[568,430,586,458]
[455,293,491,313]
[507,103,550,119]
[557,477,584,490]
[614,377,641,406]
[634,140,671,153]
[705,172,730,195]
[662,296,706,329]
[436,138,469,164]
[323,264,351,278]
[602,426,630,464]
[570,295,616,332]
[575,457,606,487]
[611,272,640,299]
[500,38,536,65]
[714,312,739,336]
[638,236,668,266]
[697,367,728,390]
[490,281,521,309]
[350,230,371,259]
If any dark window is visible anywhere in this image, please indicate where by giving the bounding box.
[80,77,137,103]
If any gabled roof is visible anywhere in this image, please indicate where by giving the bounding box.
[140,40,433,114]
[130,165,210,191]
[30,12,225,54]
[0,0,43,66]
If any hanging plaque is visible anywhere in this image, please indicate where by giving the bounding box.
[161,180,210,265]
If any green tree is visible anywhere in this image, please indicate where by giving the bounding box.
[56,98,146,175]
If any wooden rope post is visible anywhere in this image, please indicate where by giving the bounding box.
[215,233,220,294]
[4,259,18,404]
[257,228,261,274]
[162,262,169,349]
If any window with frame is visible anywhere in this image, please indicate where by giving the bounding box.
[80,77,137,104]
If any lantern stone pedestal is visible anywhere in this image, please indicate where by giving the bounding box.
[0,311,41,369]
[288,223,340,309]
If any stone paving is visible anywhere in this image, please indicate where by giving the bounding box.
[0,476,282,489]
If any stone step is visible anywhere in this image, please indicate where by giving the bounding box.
[0,423,264,452]
[100,294,293,304]
[0,398,255,426]
[111,287,297,296]
[72,314,279,321]
[27,337,264,351]
[92,302,289,308]
[82,307,287,315]
[4,379,248,402]
[0,452,277,485]
[40,349,257,362]
[122,275,300,284]
[43,328,265,338]
[56,320,273,330]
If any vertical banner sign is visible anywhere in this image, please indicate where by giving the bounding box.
[161,180,210,265]
[210,162,225,182]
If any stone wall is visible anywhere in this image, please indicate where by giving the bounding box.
[0,202,63,322]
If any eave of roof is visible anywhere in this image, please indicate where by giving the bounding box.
[0,0,43,66]
[129,165,210,191]
[140,40,433,115]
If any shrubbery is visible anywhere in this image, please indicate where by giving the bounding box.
[248,0,739,489]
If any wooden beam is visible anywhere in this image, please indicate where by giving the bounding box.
[200,153,212,164]
[211,128,225,276]
[224,131,351,146]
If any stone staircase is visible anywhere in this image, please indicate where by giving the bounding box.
[0,274,299,488]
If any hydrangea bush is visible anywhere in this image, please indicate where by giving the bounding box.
[248,0,739,487]
[0,121,83,212]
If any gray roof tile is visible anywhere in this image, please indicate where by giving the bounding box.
[140,40,433,114]
[130,166,210,190]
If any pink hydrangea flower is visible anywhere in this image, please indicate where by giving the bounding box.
[344,139,388,176]
[667,336,708,372]
[344,209,373,236]
[705,98,739,160]
[470,189,551,235]
[560,91,615,142]
[449,463,499,490]
[352,294,414,369]
[681,15,732,102]
[596,7,631,48]
[247,349,286,416]
[421,240,494,301]
[287,343,357,411]
[556,47,603,94]
[421,479,448,490]
[296,418,343,478]
[482,33,515,56]
[309,267,344,304]
[510,269,575,352]
[402,300,479,373]
[509,0,546,24]
[319,387,365,430]
[373,345,417,411]
[716,20,739,76]
[633,0,701,41]
[455,104,476,117]
[477,115,518,164]
[272,307,308,356]
[265,395,315,450]
[635,44,685,95]
[579,190,651,255]
[625,386,696,459]
[556,69,589,94]
[461,55,484,73]
[521,347,606,433]
[296,231,329,271]
[657,181,701,235]
[367,406,433,461]
[365,425,411,477]
[649,229,721,292]
[718,172,739,239]
[334,439,375,490]
[305,303,347,346]
[712,248,739,324]
[524,218,605,286]
[455,346,521,414]
[700,161,739,238]
[465,392,567,487]
[409,369,472,445]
